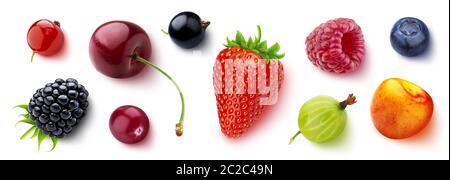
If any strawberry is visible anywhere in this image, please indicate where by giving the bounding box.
[213,26,285,138]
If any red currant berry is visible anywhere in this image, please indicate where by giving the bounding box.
[27,19,64,62]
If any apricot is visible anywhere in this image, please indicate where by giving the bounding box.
[371,78,434,139]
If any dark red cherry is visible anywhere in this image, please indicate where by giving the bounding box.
[90,21,185,137]
[109,105,150,144]
[89,21,152,78]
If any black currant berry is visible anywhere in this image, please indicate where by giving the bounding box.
[168,11,210,49]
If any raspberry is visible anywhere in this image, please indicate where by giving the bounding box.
[306,18,365,73]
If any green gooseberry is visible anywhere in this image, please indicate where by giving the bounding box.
[289,94,356,144]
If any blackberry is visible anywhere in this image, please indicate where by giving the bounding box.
[15,78,89,151]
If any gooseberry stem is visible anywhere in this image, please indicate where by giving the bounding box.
[339,93,357,110]
[289,130,302,145]
[133,55,185,137]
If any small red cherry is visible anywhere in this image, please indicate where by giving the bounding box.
[109,105,150,144]
[27,19,64,62]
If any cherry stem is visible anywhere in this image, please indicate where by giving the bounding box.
[161,29,169,35]
[133,55,185,137]
[289,130,302,145]
[30,52,36,63]
[339,94,357,110]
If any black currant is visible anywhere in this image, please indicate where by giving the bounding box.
[168,11,210,49]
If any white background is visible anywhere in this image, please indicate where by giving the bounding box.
[0,0,448,160]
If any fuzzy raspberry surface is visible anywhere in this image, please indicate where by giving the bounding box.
[306,18,365,73]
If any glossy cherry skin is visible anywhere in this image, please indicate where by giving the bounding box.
[110,105,150,144]
[89,21,152,78]
[27,19,64,56]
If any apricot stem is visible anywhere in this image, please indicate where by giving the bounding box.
[289,130,302,145]
[339,93,357,109]
[133,55,185,137]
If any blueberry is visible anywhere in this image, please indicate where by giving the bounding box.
[390,17,430,57]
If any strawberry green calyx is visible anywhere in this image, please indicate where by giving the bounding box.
[225,25,285,62]
[14,104,58,151]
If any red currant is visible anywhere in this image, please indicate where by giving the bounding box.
[27,19,64,62]
[109,105,150,144]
